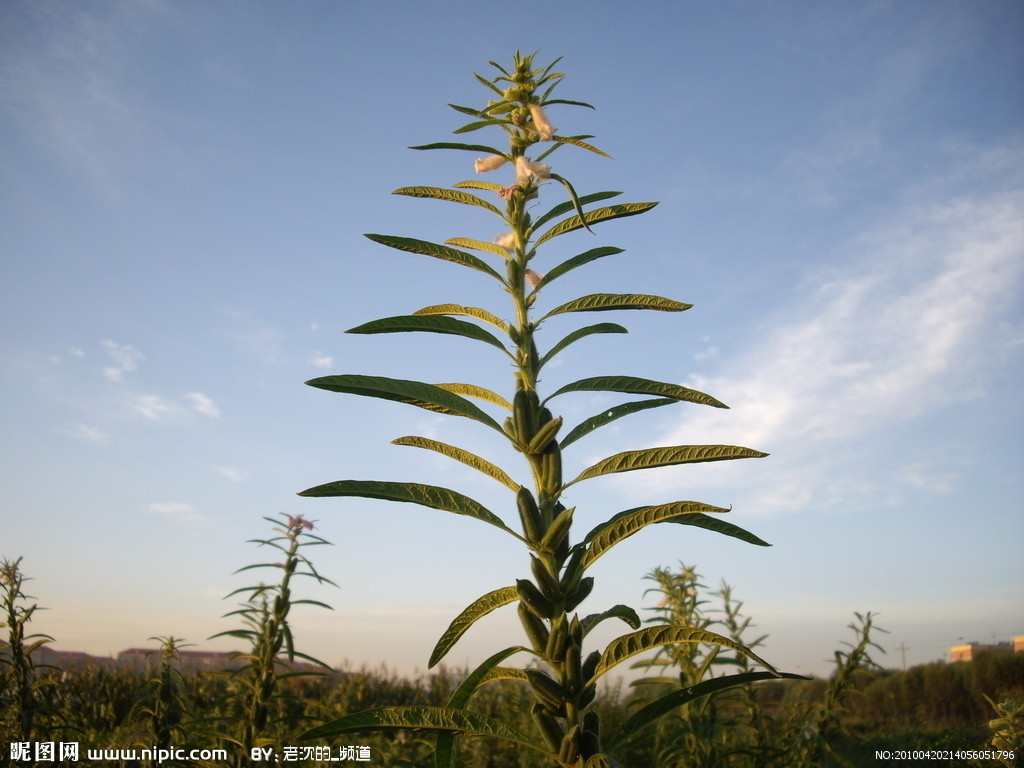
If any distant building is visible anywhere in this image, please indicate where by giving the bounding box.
[949,641,1016,662]
[117,648,245,673]
[0,642,114,670]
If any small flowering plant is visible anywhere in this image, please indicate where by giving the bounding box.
[300,52,778,767]
[211,514,335,764]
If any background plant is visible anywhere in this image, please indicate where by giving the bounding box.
[209,514,335,767]
[298,52,782,767]
[0,557,55,747]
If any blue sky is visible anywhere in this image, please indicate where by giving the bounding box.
[2,1,1022,680]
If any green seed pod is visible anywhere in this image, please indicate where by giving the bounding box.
[540,505,574,553]
[539,441,562,493]
[526,669,568,711]
[527,416,563,454]
[530,555,562,602]
[512,388,539,444]
[517,488,543,542]
[517,603,549,652]
[544,616,568,660]
[581,651,601,685]
[517,578,555,619]
[566,576,594,612]
[579,682,597,710]
[559,545,587,592]
[531,703,564,752]
[563,641,582,691]
[558,724,581,764]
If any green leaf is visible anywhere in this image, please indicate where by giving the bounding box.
[591,627,777,684]
[539,323,628,370]
[299,706,546,753]
[608,671,806,750]
[581,605,642,637]
[393,186,502,216]
[529,192,623,235]
[305,374,502,431]
[435,646,530,768]
[413,304,509,332]
[581,502,731,568]
[560,398,676,449]
[567,445,769,487]
[346,315,508,354]
[549,173,593,234]
[667,513,771,547]
[550,134,612,158]
[364,234,504,281]
[297,480,516,537]
[545,375,727,409]
[453,180,505,193]
[535,246,625,289]
[534,202,659,247]
[541,293,690,320]
[473,72,505,97]
[429,587,520,667]
[433,382,512,410]
[392,436,519,491]
[544,98,596,110]
[444,237,512,260]
[447,103,492,119]
[453,119,509,134]
[409,142,508,156]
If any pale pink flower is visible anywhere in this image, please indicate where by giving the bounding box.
[515,156,551,185]
[474,155,507,173]
[494,232,516,251]
[529,105,557,141]
[498,184,518,200]
[526,269,544,288]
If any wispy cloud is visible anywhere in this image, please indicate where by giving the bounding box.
[101,340,143,382]
[184,392,221,418]
[55,423,110,445]
[125,392,179,421]
[215,466,245,483]
[308,353,334,369]
[148,501,207,523]
[639,185,1023,516]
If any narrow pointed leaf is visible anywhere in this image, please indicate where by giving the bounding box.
[364,234,503,281]
[346,315,508,353]
[429,586,520,667]
[529,192,623,234]
[535,246,625,290]
[305,374,501,430]
[473,72,505,96]
[433,382,512,410]
[568,445,768,487]
[447,103,491,119]
[544,98,596,110]
[393,186,501,216]
[550,134,612,158]
[413,304,509,332]
[608,672,806,750]
[453,119,509,134]
[453,180,505,192]
[297,480,515,536]
[545,375,726,409]
[300,706,545,753]
[410,142,508,156]
[539,323,628,370]
[591,627,777,684]
[435,646,529,768]
[668,513,771,547]
[392,436,519,491]
[581,605,642,636]
[444,237,512,260]
[560,398,676,449]
[549,173,593,234]
[534,202,659,247]
[541,293,690,320]
[581,502,731,567]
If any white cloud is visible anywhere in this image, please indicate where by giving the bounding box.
[640,186,1023,516]
[215,466,245,483]
[308,353,334,369]
[55,423,110,445]
[101,340,143,382]
[148,502,207,523]
[184,392,221,418]
[126,392,178,421]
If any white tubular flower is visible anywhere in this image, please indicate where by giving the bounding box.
[529,104,557,141]
[515,156,551,184]
[526,269,544,288]
[474,155,508,173]
[494,232,516,251]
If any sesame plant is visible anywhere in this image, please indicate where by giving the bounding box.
[0,557,55,745]
[210,514,335,767]
[300,52,780,767]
